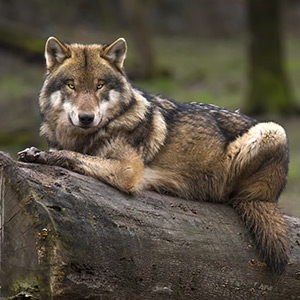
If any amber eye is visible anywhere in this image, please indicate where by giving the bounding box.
[97,83,104,90]
[67,83,75,90]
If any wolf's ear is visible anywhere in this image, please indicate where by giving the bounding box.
[45,37,70,70]
[102,38,127,70]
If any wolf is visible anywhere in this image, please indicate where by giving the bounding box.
[18,37,289,275]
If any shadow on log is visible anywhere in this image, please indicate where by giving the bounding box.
[0,151,299,300]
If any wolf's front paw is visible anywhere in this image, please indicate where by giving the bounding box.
[18,147,47,164]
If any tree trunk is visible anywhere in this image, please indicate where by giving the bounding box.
[245,0,298,115]
[121,0,156,79]
[0,151,299,300]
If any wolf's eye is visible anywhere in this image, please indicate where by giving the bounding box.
[67,83,75,90]
[97,83,104,90]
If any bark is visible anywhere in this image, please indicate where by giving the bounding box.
[245,0,298,115]
[0,151,299,300]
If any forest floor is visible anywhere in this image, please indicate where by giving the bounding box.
[0,35,299,217]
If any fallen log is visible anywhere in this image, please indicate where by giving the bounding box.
[0,151,299,300]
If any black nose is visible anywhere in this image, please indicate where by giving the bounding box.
[79,113,95,126]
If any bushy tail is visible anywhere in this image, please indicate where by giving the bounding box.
[232,200,289,275]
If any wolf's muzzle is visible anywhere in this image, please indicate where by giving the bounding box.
[79,113,95,126]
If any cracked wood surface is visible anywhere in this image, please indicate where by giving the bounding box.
[0,151,300,300]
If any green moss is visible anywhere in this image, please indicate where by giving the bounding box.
[6,273,46,299]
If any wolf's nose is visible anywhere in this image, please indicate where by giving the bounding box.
[79,113,95,126]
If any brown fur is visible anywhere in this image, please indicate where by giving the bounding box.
[19,37,290,275]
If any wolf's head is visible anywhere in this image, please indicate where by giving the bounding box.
[40,37,133,132]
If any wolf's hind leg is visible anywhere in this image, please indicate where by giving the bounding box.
[228,122,289,274]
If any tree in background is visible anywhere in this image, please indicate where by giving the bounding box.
[121,0,156,79]
[246,0,299,115]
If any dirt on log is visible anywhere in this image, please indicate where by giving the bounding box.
[0,151,299,300]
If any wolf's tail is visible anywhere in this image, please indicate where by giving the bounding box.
[232,200,288,275]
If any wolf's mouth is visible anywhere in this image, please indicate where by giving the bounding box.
[68,115,102,130]
[68,116,90,130]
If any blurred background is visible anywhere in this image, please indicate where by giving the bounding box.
[0,0,299,216]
